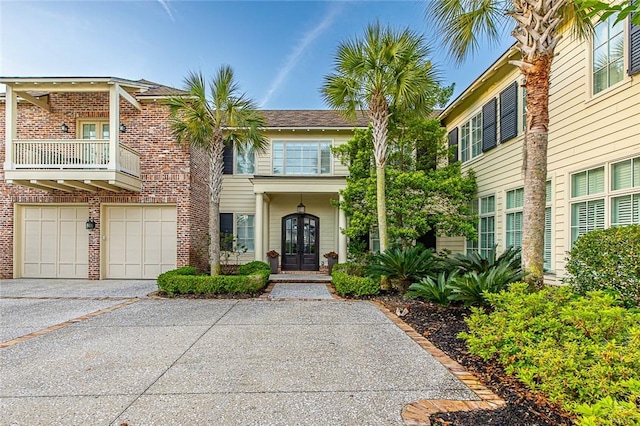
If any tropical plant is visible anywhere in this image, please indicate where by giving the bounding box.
[166,68,268,275]
[368,245,438,291]
[448,263,524,306]
[577,0,640,25]
[405,271,459,305]
[426,1,594,287]
[322,22,441,266]
[444,245,522,274]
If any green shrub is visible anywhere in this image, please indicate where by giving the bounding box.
[368,245,438,291]
[238,261,271,275]
[157,263,269,296]
[564,225,640,308]
[448,263,523,306]
[332,262,367,276]
[405,271,458,306]
[332,270,379,297]
[443,245,521,274]
[461,283,640,423]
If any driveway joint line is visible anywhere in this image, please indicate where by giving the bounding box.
[0,298,140,349]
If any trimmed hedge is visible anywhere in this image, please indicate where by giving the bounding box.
[332,268,379,297]
[157,262,271,296]
[564,225,640,308]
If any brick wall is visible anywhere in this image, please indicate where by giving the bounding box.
[0,91,209,279]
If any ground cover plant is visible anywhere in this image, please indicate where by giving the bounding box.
[157,261,270,296]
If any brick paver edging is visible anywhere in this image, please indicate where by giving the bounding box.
[0,298,140,349]
[370,301,506,426]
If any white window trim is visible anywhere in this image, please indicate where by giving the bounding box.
[588,15,630,100]
[77,119,110,140]
[466,194,495,257]
[270,138,334,176]
[460,111,483,164]
[234,213,256,253]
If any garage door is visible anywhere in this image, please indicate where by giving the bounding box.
[20,206,89,278]
[105,206,177,279]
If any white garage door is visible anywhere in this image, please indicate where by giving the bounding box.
[105,206,177,279]
[20,206,89,278]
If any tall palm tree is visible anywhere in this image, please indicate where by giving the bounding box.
[166,67,267,275]
[427,1,593,288]
[322,22,439,260]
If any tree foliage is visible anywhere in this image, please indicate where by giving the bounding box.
[577,0,640,25]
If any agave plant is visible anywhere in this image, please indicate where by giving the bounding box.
[368,245,438,291]
[405,271,458,306]
[448,262,524,306]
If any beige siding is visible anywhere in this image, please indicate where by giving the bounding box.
[441,25,640,282]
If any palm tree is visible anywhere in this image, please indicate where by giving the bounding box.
[166,67,267,275]
[427,1,593,288]
[322,22,440,261]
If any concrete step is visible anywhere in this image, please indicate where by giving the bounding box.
[268,273,332,284]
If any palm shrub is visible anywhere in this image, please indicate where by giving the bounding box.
[368,245,438,291]
[444,245,521,274]
[448,263,524,306]
[405,271,458,306]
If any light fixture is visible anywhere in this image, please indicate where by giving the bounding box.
[119,123,127,133]
[297,194,305,214]
[61,122,69,133]
[85,218,96,230]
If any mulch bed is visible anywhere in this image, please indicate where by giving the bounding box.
[376,294,575,426]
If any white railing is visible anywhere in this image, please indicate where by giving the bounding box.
[11,139,140,177]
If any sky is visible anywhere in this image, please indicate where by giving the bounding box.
[0,1,515,109]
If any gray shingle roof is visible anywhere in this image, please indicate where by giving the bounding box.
[261,110,369,128]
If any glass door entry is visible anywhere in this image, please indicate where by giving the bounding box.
[281,213,319,271]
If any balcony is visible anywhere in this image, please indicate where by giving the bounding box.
[5,139,141,192]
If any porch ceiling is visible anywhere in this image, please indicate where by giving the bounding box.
[5,170,141,193]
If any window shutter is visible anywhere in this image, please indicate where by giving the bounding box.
[499,82,518,142]
[448,128,459,162]
[220,213,234,250]
[223,142,234,174]
[629,10,640,75]
[482,98,497,152]
[544,207,552,270]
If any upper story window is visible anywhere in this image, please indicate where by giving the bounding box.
[272,140,331,175]
[79,120,109,139]
[235,146,255,175]
[460,112,482,163]
[593,15,624,94]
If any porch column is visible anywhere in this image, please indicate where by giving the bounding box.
[255,192,264,261]
[4,85,16,170]
[338,194,347,263]
[108,84,120,170]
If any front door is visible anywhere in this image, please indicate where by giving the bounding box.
[281,213,319,271]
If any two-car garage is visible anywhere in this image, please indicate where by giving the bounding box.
[16,205,177,279]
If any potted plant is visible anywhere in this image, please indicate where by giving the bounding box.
[266,250,279,273]
[324,251,338,274]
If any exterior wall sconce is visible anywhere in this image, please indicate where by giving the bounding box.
[61,123,69,133]
[85,218,96,230]
[119,123,127,133]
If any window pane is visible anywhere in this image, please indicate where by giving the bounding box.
[236,147,255,174]
[272,143,283,174]
[609,57,624,87]
[588,167,605,194]
[546,181,552,203]
[236,214,255,251]
[635,158,640,188]
[612,195,640,226]
[102,124,109,139]
[612,159,632,190]
[82,124,96,140]
[572,172,587,197]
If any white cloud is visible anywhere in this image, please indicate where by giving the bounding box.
[157,0,175,21]
[260,3,343,107]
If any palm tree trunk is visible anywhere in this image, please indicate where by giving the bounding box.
[371,93,390,290]
[522,54,552,288]
[208,138,226,276]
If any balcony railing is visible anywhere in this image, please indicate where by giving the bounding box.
[11,139,140,177]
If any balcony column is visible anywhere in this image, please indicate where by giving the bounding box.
[4,85,16,169]
[108,84,120,170]
[338,193,347,263]
[255,192,264,261]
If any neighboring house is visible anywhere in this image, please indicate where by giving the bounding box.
[0,78,367,279]
[438,16,640,283]
[0,77,209,280]
[220,110,367,271]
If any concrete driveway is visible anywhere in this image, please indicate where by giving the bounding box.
[0,279,484,425]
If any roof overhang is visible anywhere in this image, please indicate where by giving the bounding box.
[250,175,346,194]
[0,77,152,93]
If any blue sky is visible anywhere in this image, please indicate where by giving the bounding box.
[0,1,514,109]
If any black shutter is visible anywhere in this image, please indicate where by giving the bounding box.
[223,142,234,174]
[482,98,497,152]
[448,128,459,162]
[220,213,233,250]
[499,82,518,142]
[630,10,640,75]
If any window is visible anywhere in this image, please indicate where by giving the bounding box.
[593,15,624,94]
[571,166,606,244]
[460,112,482,163]
[79,120,109,140]
[235,146,255,174]
[272,141,331,175]
[236,214,255,251]
[467,195,495,258]
[505,182,553,270]
[611,157,640,226]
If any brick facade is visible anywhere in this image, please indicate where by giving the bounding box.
[0,91,210,279]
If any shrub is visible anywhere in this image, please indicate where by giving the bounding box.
[448,263,523,306]
[157,263,270,296]
[461,283,640,424]
[405,271,458,306]
[443,245,521,274]
[332,270,379,297]
[367,245,438,291]
[564,225,640,308]
[332,262,368,277]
